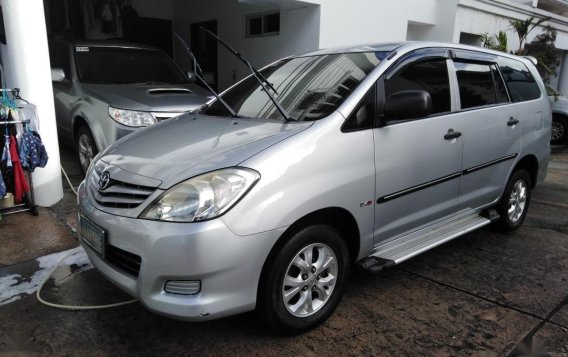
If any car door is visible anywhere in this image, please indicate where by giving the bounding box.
[451,51,521,210]
[373,50,463,245]
[50,42,76,142]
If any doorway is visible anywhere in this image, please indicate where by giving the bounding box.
[190,20,218,91]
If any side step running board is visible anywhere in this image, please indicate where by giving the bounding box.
[359,211,498,273]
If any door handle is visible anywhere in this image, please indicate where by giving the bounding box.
[444,129,462,140]
[507,117,519,126]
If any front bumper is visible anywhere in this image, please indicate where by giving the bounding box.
[78,182,286,321]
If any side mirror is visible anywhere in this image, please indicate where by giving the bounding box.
[186,71,197,83]
[384,90,432,120]
[51,68,66,82]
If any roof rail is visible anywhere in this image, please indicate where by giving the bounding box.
[524,56,538,66]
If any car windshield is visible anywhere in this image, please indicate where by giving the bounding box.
[74,46,189,84]
[202,52,387,121]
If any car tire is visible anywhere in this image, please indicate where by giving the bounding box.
[551,115,567,145]
[496,169,531,232]
[76,126,98,175]
[257,224,349,334]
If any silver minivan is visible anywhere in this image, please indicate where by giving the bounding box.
[78,42,551,333]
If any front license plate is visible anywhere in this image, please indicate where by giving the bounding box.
[80,216,106,258]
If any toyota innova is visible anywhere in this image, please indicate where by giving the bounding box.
[77,42,551,333]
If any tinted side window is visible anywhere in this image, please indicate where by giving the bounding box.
[497,57,541,102]
[455,62,498,109]
[385,59,451,115]
[493,65,510,104]
[343,85,376,131]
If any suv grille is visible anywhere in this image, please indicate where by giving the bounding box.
[89,169,156,209]
[106,245,142,278]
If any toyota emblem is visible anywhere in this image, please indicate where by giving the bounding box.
[98,171,111,190]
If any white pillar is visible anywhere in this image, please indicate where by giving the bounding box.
[558,52,568,96]
[1,0,63,206]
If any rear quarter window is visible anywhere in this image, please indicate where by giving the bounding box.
[497,57,541,102]
[454,62,509,109]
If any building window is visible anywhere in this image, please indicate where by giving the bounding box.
[246,12,280,37]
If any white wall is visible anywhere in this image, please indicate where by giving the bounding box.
[455,0,568,87]
[317,0,440,48]
[172,0,320,91]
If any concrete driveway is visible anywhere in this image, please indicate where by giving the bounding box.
[0,145,567,356]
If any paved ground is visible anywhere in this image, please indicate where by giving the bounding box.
[0,145,567,356]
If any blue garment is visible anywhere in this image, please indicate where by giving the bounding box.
[19,131,29,170]
[0,169,5,197]
[21,131,48,172]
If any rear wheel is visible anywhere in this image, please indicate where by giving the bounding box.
[551,115,567,145]
[496,169,531,232]
[76,126,98,175]
[257,225,349,334]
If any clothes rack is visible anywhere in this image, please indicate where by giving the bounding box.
[1,112,39,217]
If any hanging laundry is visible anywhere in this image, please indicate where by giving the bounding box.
[9,135,30,203]
[1,134,11,169]
[20,130,48,172]
[0,168,5,198]
[18,103,40,132]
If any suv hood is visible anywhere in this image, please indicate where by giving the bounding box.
[550,95,568,111]
[82,83,209,112]
[100,114,312,188]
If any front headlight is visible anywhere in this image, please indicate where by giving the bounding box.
[140,168,260,222]
[109,106,157,127]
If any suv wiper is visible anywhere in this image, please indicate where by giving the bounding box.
[200,27,291,122]
[174,33,239,118]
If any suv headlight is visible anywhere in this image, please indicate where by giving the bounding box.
[109,106,157,127]
[140,168,260,222]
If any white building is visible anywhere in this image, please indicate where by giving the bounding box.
[165,0,568,92]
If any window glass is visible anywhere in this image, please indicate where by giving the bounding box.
[344,85,376,131]
[497,57,541,102]
[264,13,280,34]
[203,52,384,121]
[74,47,188,84]
[246,12,280,37]
[49,43,71,79]
[385,60,451,115]
[455,62,497,109]
[492,65,510,104]
[248,16,262,36]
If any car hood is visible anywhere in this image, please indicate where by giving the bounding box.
[82,83,209,112]
[100,114,312,188]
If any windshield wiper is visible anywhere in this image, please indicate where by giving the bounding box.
[174,33,239,118]
[199,27,291,122]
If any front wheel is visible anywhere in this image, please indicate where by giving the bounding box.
[257,225,349,334]
[76,126,98,175]
[496,169,531,232]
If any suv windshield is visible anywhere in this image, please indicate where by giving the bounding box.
[202,52,387,121]
[75,46,189,84]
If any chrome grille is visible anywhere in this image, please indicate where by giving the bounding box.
[89,169,156,209]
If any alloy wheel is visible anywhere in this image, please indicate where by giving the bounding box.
[282,243,338,318]
[78,134,94,174]
[552,120,565,141]
[508,180,527,223]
